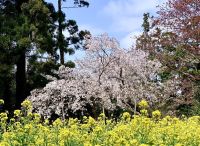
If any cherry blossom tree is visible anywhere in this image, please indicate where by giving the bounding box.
[28,34,178,119]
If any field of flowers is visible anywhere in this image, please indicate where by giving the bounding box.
[0,99,200,146]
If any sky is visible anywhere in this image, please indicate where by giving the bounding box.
[46,0,167,60]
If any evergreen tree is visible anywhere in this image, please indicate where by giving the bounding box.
[0,0,90,111]
[142,13,150,34]
[0,0,18,111]
[57,0,90,65]
[15,0,56,108]
[0,0,56,109]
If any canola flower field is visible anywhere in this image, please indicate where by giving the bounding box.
[0,99,200,146]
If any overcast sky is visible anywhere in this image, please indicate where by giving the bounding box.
[46,0,167,60]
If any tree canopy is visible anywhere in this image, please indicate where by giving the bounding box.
[0,0,90,111]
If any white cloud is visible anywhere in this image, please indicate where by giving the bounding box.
[113,16,142,32]
[120,31,142,49]
[104,0,156,16]
[102,0,167,33]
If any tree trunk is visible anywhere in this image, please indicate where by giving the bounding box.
[58,0,65,64]
[16,51,26,109]
[3,77,14,112]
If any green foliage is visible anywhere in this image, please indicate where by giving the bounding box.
[158,71,171,81]
[0,0,90,112]
[0,0,57,109]
[27,59,60,92]
[176,104,194,117]
[57,0,90,64]
[191,103,200,115]
[142,13,150,33]
[18,37,31,48]
[64,61,76,68]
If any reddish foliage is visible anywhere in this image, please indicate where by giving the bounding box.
[136,0,200,107]
[156,0,200,55]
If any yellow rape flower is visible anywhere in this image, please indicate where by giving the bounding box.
[140,109,148,116]
[84,142,92,146]
[33,113,41,123]
[35,139,44,145]
[53,118,63,127]
[27,112,33,118]
[44,119,49,125]
[0,99,4,105]
[21,99,32,110]
[0,112,8,122]
[2,132,15,140]
[59,128,70,139]
[94,126,103,133]
[25,124,33,129]
[14,110,22,117]
[0,142,9,146]
[122,112,131,121]
[0,112,7,118]
[13,140,20,145]
[130,139,138,145]
[88,116,96,126]
[175,143,182,146]
[138,100,148,109]
[140,144,149,146]
[116,138,127,145]
[0,102,200,146]
[152,110,161,119]
[9,118,15,123]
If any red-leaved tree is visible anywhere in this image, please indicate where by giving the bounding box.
[137,0,200,115]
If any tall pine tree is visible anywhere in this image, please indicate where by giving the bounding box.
[57,0,90,65]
